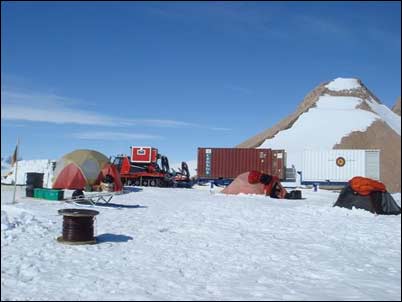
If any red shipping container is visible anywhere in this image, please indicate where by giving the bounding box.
[197,148,286,180]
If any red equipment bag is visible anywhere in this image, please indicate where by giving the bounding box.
[247,171,287,198]
[248,170,262,184]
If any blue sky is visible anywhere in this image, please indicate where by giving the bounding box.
[1,1,401,164]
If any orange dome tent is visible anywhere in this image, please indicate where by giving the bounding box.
[52,149,113,191]
[97,163,123,192]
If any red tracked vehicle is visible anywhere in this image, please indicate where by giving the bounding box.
[112,146,191,187]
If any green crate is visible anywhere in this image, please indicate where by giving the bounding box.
[43,189,64,201]
[33,188,44,199]
[33,188,64,200]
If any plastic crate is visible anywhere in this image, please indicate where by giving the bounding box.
[43,189,64,201]
[33,188,64,200]
[33,188,45,199]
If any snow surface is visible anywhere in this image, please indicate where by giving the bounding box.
[366,97,401,135]
[325,78,361,91]
[1,185,400,301]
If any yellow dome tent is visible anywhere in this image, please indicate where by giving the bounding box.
[52,149,109,190]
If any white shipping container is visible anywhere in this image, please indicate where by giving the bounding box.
[302,149,380,182]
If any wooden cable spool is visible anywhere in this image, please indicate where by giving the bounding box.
[57,209,99,245]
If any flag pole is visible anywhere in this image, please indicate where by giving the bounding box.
[12,138,19,204]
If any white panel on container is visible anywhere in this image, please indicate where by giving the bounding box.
[365,150,380,180]
[302,150,366,182]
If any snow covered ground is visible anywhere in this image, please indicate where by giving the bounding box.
[1,184,400,301]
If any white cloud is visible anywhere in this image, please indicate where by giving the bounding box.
[209,127,231,131]
[72,131,163,140]
[2,105,118,126]
[146,3,284,40]
[1,88,231,131]
[297,15,345,35]
[118,118,198,128]
[1,90,117,125]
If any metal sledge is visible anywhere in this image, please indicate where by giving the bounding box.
[63,192,119,208]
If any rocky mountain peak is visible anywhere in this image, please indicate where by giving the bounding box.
[392,97,401,116]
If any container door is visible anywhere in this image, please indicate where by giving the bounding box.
[272,150,286,180]
[204,149,212,178]
[365,151,380,180]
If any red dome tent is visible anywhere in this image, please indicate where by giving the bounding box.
[97,163,123,192]
[52,149,122,192]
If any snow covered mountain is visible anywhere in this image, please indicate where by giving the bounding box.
[237,78,401,192]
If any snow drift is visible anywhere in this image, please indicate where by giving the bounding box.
[1,185,401,300]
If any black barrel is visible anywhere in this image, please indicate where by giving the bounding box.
[26,172,44,188]
[25,185,34,197]
[286,190,302,200]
